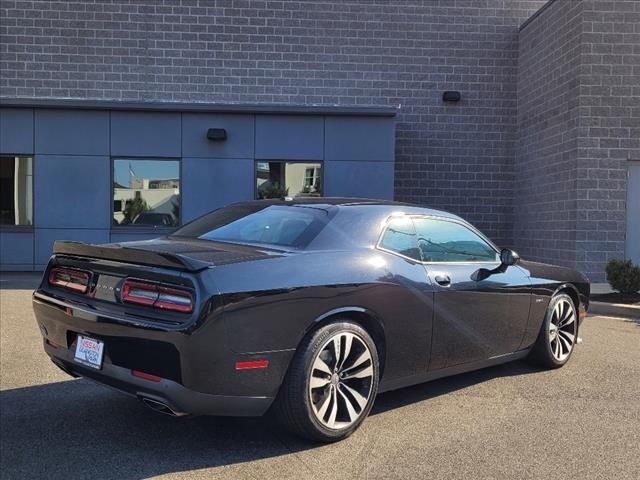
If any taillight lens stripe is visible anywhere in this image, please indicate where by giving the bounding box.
[155,286,194,312]
[48,267,90,293]
[121,279,193,313]
[121,281,158,306]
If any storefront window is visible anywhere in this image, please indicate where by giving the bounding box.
[256,161,322,199]
[113,159,180,227]
[0,156,33,226]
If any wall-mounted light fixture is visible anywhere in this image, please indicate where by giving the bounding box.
[442,91,461,102]
[206,128,227,141]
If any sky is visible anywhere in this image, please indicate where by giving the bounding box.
[114,159,180,187]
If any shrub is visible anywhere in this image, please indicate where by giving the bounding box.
[258,182,289,199]
[605,259,640,294]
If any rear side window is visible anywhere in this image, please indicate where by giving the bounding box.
[379,216,421,261]
[412,217,498,262]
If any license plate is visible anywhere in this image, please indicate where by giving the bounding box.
[74,335,104,370]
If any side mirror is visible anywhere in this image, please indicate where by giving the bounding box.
[500,248,520,266]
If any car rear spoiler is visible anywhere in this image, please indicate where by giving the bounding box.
[53,241,211,272]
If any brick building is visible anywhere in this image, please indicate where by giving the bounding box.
[0,0,638,280]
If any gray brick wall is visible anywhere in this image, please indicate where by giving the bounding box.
[0,0,547,246]
[516,0,584,269]
[576,0,640,280]
[517,0,640,281]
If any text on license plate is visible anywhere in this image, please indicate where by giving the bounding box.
[74,335,104,370]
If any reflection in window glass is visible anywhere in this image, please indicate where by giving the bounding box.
[256,161,322,199]
[379,216,421,261]
[413,218,498,262]
[174,204,331,248]
[113,159,180,227]
[0,156,33,226]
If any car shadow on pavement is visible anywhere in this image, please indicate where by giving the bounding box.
[0,361,541,479]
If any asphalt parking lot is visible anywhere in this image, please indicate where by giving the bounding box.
[1,275,639,480]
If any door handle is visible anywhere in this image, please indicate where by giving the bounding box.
[434,274,451,286]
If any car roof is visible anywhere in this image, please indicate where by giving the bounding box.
[236,197,462,220]
[239,197,409,207]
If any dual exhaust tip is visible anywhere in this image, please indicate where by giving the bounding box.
[139,396,188,417]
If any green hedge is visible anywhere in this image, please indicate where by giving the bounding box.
[605,259,640,294]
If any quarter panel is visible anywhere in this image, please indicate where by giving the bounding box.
[209,249,435,384]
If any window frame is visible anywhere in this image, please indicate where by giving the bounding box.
[0,153,34,231]
[110,156,182,231]
[303,166,321,189]
[376,214,501,265]
[254,160,324,200]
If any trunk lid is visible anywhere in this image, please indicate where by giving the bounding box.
[40,238,284,325]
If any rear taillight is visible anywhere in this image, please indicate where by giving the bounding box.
[121,279,193,313]
[48,267,90,293]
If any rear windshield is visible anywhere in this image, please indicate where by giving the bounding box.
[172,204,332,248]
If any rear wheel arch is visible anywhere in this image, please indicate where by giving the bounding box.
[302,308,387,378]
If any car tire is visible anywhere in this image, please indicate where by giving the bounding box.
[273,320,379,442]
[526,293,578,369]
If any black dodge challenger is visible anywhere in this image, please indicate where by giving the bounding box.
[33,198,589,442]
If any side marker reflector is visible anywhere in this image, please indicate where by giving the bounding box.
[132,370,162,382]
[235,360,269,370]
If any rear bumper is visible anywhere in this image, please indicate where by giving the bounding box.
[33,290,291,416]
[45,342,273,416]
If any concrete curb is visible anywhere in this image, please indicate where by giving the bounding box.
[589,301,640,319]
